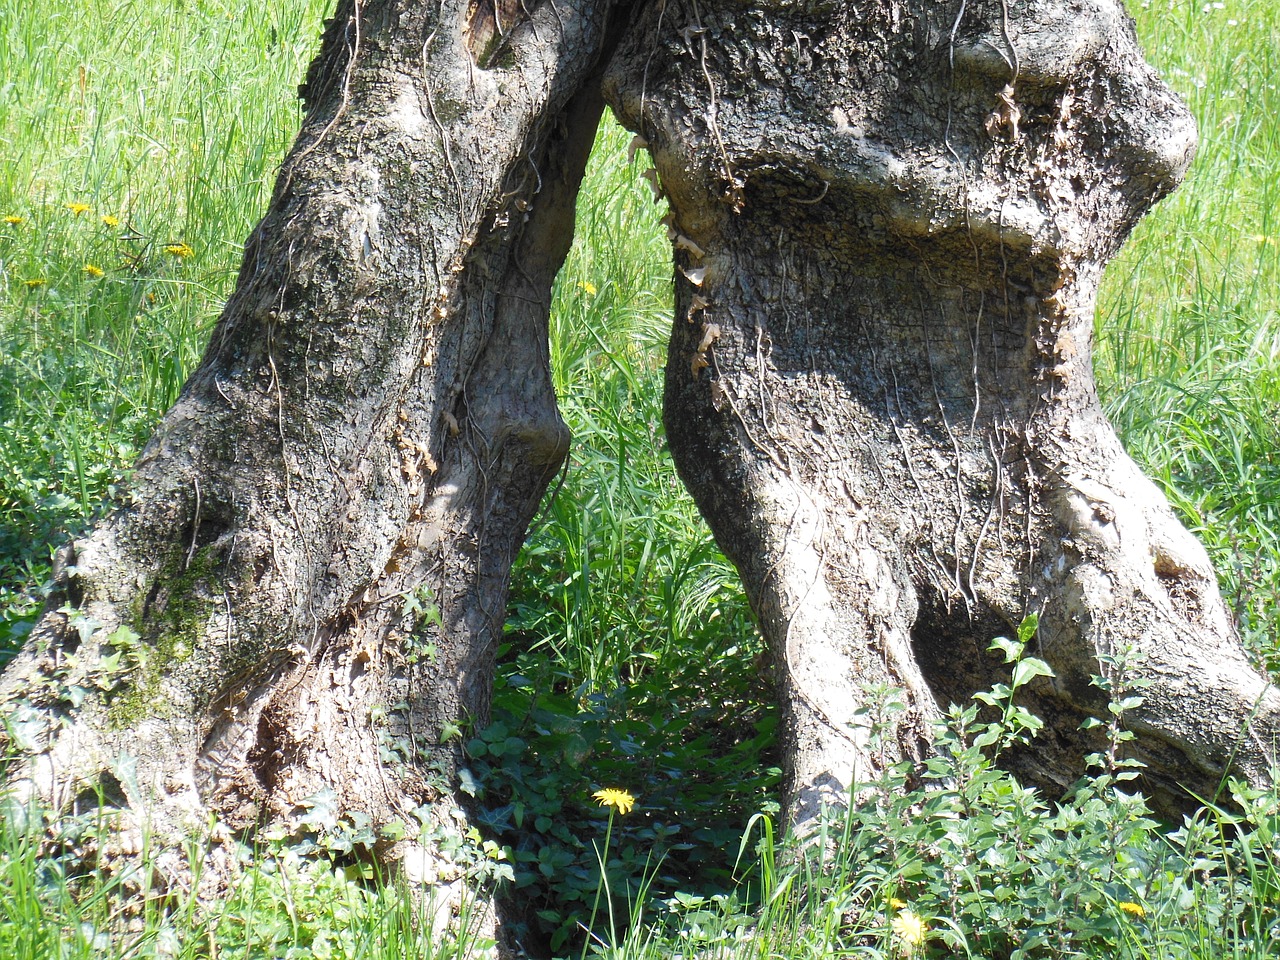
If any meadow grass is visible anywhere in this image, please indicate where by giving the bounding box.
[1096,0,1280,661]
[2,0,1279,957]
[0,0,333,652]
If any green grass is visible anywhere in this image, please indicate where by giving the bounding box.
[0,0,333,651]
[7,647,1280,960]
[1096,0,1280,662]
[462,120,778,956]
[3,0,1280,958]
[0,791,500,960]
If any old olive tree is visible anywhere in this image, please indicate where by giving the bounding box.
[2,0,1274,913]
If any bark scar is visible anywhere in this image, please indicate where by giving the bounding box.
[464,0,530,68]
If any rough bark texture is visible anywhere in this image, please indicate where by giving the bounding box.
[0,0,623,899]
[605,0,1279,822]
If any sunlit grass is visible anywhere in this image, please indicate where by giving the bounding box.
[0,0,333,651]
[1097,0,1280,661]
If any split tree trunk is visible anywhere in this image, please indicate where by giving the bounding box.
[0,0,622,893]
[5,0,1277,930]
[605,0,1279,822]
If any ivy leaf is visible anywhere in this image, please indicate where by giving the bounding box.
[296,787,340,832]
[1017,613,1040,643]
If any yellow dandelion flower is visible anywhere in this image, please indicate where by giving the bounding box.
[164,242,194,258]
[578,279,598,295]
[84,264,104,278]
[889,897,908,910]
[101,215,120,228]
[890,908,928,955]
[592,788,636,815]
[67,202,91,216]
[24,278,47,288]
[3,215,23,225]
[1118,901,1146,919]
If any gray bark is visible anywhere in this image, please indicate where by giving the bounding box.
[605,0,1279,822]
[0,0,622,903]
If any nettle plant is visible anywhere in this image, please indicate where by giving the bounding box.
[777,618,1223,960]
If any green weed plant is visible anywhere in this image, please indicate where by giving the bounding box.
[617,631,1280,960]
[10,624,1280,959]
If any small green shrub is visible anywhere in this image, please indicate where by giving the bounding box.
[714,625,1280,960]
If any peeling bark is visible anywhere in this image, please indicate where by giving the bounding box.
[605,0,1278,822]
[0,0,625,905]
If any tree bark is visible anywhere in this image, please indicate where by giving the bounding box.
[0,0,623,900]
[605,0,1279,822]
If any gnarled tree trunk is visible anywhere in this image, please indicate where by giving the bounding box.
[5,0,1277,942]
[605,0,1278,822]
[0,0,624,904]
